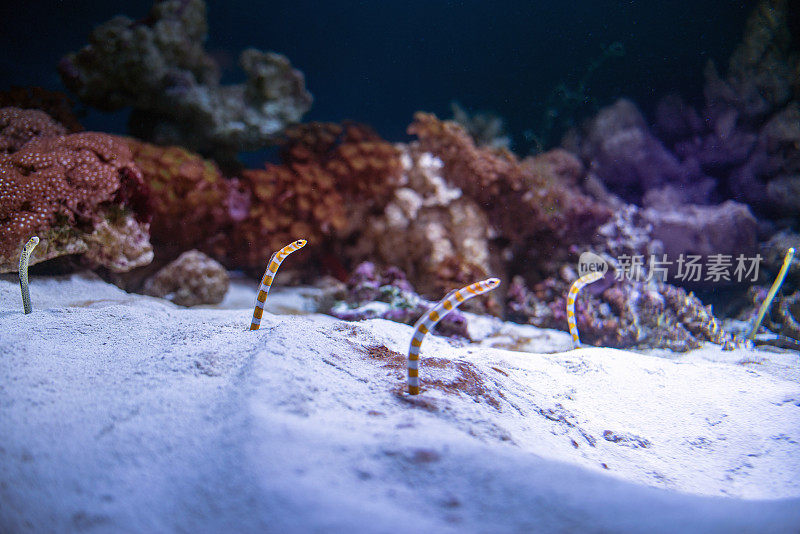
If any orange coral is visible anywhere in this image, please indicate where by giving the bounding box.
[126,139,237,259]
[282,122,403,207]
[228,122,403,269]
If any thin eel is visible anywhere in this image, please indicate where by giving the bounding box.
[407,277,500,395]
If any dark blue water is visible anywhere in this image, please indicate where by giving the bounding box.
[0,0,754,151]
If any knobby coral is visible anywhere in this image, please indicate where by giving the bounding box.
[508,268,735,352]
[0,86,83,133]
[0,108,153,273]
[346,146,494,298]
[59,0,312,161]
[126,139,244,260]
[0,107,67,153]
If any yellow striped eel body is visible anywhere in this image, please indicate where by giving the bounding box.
[566,271,604,348]
[748,247,795,340]
[249,239,307,330]
[407,277,500,395]
[19,236,39,315]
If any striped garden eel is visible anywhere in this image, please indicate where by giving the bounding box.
[407,277,500,395]
[566,271,604,349]
[748,247,795,340]
[19,236,39,315]
[249,239,307,330]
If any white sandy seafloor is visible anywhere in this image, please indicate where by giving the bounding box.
[1,272,799,533]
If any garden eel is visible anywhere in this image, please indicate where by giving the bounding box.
[19,236,39,314]
[566,271,604,349]
[407,277,500,395]
[250,239,307,330]
[747,247,794,341]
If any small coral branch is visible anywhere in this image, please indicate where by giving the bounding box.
[748,247,795,341]
[407,278,500,395]
[567,271,604,348]
[18,236,39,314]
[250,239,307,331]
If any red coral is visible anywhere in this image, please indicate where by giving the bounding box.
[0,121,149,261]
[230,161,346,268]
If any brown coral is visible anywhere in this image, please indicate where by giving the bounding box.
[0,86,83,133]
[282,122,403,208]
[0,109,151,272]
[408,112,611,280]
[126,139,240,260]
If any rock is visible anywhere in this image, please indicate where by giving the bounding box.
[143,250,229,306]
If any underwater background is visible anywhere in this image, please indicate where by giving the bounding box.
[1,1,757,150]
[1,0,799,352]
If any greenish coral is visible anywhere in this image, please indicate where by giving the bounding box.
[59,0,312,162]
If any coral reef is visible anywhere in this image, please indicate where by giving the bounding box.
[408,112,611,281]
[143,250,229,307]
[507,268,736,352]
[59,0,312,161]
[326,262,470,339]
[346,146,494,298]
[0,107,67,153]
[126,139,244,260]
[0,86,83,134]
[568,98,714,205]
[0,108,152,273]
[229,122,402,269]
[643,201,758,285]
